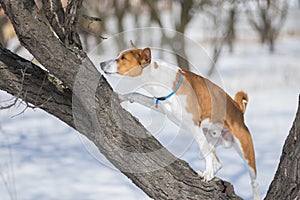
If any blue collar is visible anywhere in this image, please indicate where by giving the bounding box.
[154,73,183,108]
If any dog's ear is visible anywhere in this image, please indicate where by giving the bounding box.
[130,40,137,49]
[140,48,151,67]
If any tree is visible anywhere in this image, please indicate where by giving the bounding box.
[145,0,197,70]
[245,0,289,52]
[0,0,240,199]
[0,0,299,199]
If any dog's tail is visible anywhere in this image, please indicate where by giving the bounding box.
[234,91,248,113]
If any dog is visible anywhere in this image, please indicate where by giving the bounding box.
[100,42,260,200]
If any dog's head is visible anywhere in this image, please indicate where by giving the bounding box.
[100,42,151,77]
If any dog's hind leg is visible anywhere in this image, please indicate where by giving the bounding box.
[192,126,221,181]
[233,141,260,199]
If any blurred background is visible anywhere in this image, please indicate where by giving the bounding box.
[0,0,299,200]
[1,0,298,74]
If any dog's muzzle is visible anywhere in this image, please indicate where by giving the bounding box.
[100,59,118,74]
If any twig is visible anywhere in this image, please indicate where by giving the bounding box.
[34,73,47,106]
[41,0,66,43]
[97,34,107,40]
[0,97,18,110]
[0,67,30,111]
[78,14,107,40]
[81,14,101,22]
[65,0,83,50]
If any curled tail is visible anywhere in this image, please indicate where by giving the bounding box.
[234,91,248,113]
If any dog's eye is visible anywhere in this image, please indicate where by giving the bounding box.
[120,55,126,60]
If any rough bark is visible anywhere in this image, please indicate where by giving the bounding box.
[265,96,300,200]
[0,0,241,199]
[0,43,74,127]
[41,0,66,44]
[64,0,83,50]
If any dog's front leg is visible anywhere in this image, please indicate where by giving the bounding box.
[118,92,166,114]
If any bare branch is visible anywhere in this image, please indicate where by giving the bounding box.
[65,0,83,50]
[41,0,66,43]
[0,0,82,88]
[244,0,289,51]
[79,14,107,40]
[272,0,289,38]
[0,43,73,126]
[0,97,18,110]
[144,0,164,28]
[177,0,194,32]
[81,14,101,22]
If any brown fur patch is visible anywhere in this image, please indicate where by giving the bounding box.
[234,91,248,113]
[154,62,158,69]
[174,69,256,174]
[116,48,151,77]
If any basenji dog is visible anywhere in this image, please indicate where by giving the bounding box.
[100,42,260,200]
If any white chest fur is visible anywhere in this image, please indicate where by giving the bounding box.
[137,60,195,129]
[138,60,179,96]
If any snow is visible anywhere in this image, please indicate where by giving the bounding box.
[0,106,148,200]
[1,7,300,200]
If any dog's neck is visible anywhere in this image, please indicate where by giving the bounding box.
[137,59,180,97]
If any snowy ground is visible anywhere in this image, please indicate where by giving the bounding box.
[1,9,300,200]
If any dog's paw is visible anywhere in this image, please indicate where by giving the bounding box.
[203,170,214,181]
[118,94,125,103]
[118,94,133,103]
[196,170,203,177]
[198,170,214,182]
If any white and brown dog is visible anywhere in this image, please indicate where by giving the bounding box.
[100,43,260,199]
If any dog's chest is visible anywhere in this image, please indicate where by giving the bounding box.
[160,94,196,130]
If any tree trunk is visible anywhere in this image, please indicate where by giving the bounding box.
[0,0,241,199]
[264,95,300,199]
[268,37,274,53]
[0,0,299,199]
[227,7,236,53]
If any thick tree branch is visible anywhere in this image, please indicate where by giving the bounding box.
[0,0,80,88]
[0,43,74,127]
[41,0,83,50]
[0,0,242,199]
